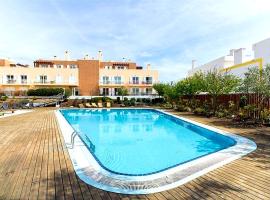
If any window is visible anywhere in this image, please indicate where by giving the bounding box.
[102,88,109,95]
[114,88,120,95]
[132,76,139,84]
[21,75,27,84]
[145,77,153,84]
[7,75,15,83]
[56,64,63,69]
[117,66,124,70]
[103,76,109,84]
[69,75,76,84]
[132,88,140,95]
[56,75,62,83]
[40,64,48,68]
[146,88,152,95]
[114,76,121,84]
[69,64,77,69]
[40,75,47,83]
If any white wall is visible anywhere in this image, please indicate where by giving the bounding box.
[188,55,234,76]
[234,48,253,65]
[253,38,270,66]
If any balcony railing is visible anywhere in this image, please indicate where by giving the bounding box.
[142,81,153,85]
[129,81,140,84]
[99,81,124,85]
[34,81,50,84]
[99,81,154,85]
[100,92,157,96]
[6,80,16,84]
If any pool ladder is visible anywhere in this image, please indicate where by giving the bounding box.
[67,131,78,149]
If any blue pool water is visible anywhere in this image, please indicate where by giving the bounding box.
[61,109,236,175]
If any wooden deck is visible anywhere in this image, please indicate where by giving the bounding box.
[0,108,269,200]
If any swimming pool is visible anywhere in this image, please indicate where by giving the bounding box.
[56,108,256,194]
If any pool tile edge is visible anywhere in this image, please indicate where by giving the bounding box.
[55,108,257,194]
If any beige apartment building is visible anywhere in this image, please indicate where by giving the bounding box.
[0,52,159,96]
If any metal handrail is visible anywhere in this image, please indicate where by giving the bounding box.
[67,131,78,149]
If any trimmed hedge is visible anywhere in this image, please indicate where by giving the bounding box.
[90,97,112,103]
[27,88,64,96]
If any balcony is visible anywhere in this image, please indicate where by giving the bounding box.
[129,81,140,85]
[6,80,16,84]
[21,80,28,84]
[141,81,153,85]
[99,81,124,85]
[33,80,78,86]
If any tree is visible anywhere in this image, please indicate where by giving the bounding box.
[239,65,270,116]
[118,87,128,101]
[153,83,167,97]
[175,72,205,98]
[204,70,240,112]
[163,83,179,108]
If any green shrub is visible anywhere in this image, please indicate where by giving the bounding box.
[193,107,205,115]
[27,88,64,96]
[176,104,186,112]
[91,97,112,103]
[0,95,8,101]
[123,98,130,106]
[162,102,173,109]
[215,111,226,118]
[64,88,72,98]
[152,98,165,104]
[130,98,136,106]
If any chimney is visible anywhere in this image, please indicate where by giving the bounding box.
[53,55,57,60]
[192,60,196,70]
[146,64,151,70]
[229,49,235,56]
[84,54,89,60]
[64,50,70,60]
[98,50,103,61]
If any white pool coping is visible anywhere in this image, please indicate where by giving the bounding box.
[55,108,257,194]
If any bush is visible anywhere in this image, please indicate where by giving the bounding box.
[141,98,151,104]
[193,107,205,115]
[215,111,226,118]
[123,98,130,106]
[130,98,136,106]
[116,97,121,104]
[0,95,8,101]
[64,88,72,98]
[91,97,112,103]
[152,98,165,104]
[27,88,64,96]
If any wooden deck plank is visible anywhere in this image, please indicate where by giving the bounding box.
[0,108,269,199]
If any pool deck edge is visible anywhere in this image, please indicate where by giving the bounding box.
[54,108,257,194]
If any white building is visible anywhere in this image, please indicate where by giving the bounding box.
[253,37,270,65]
[188,37,269,78]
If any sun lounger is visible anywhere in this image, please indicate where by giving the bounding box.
[98,102,103,108]
[85,103,92,108]
[106,102,111,108]
[91,103,98,108]
[78,103,85,108]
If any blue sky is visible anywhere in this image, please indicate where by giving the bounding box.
[1,0,270,81]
